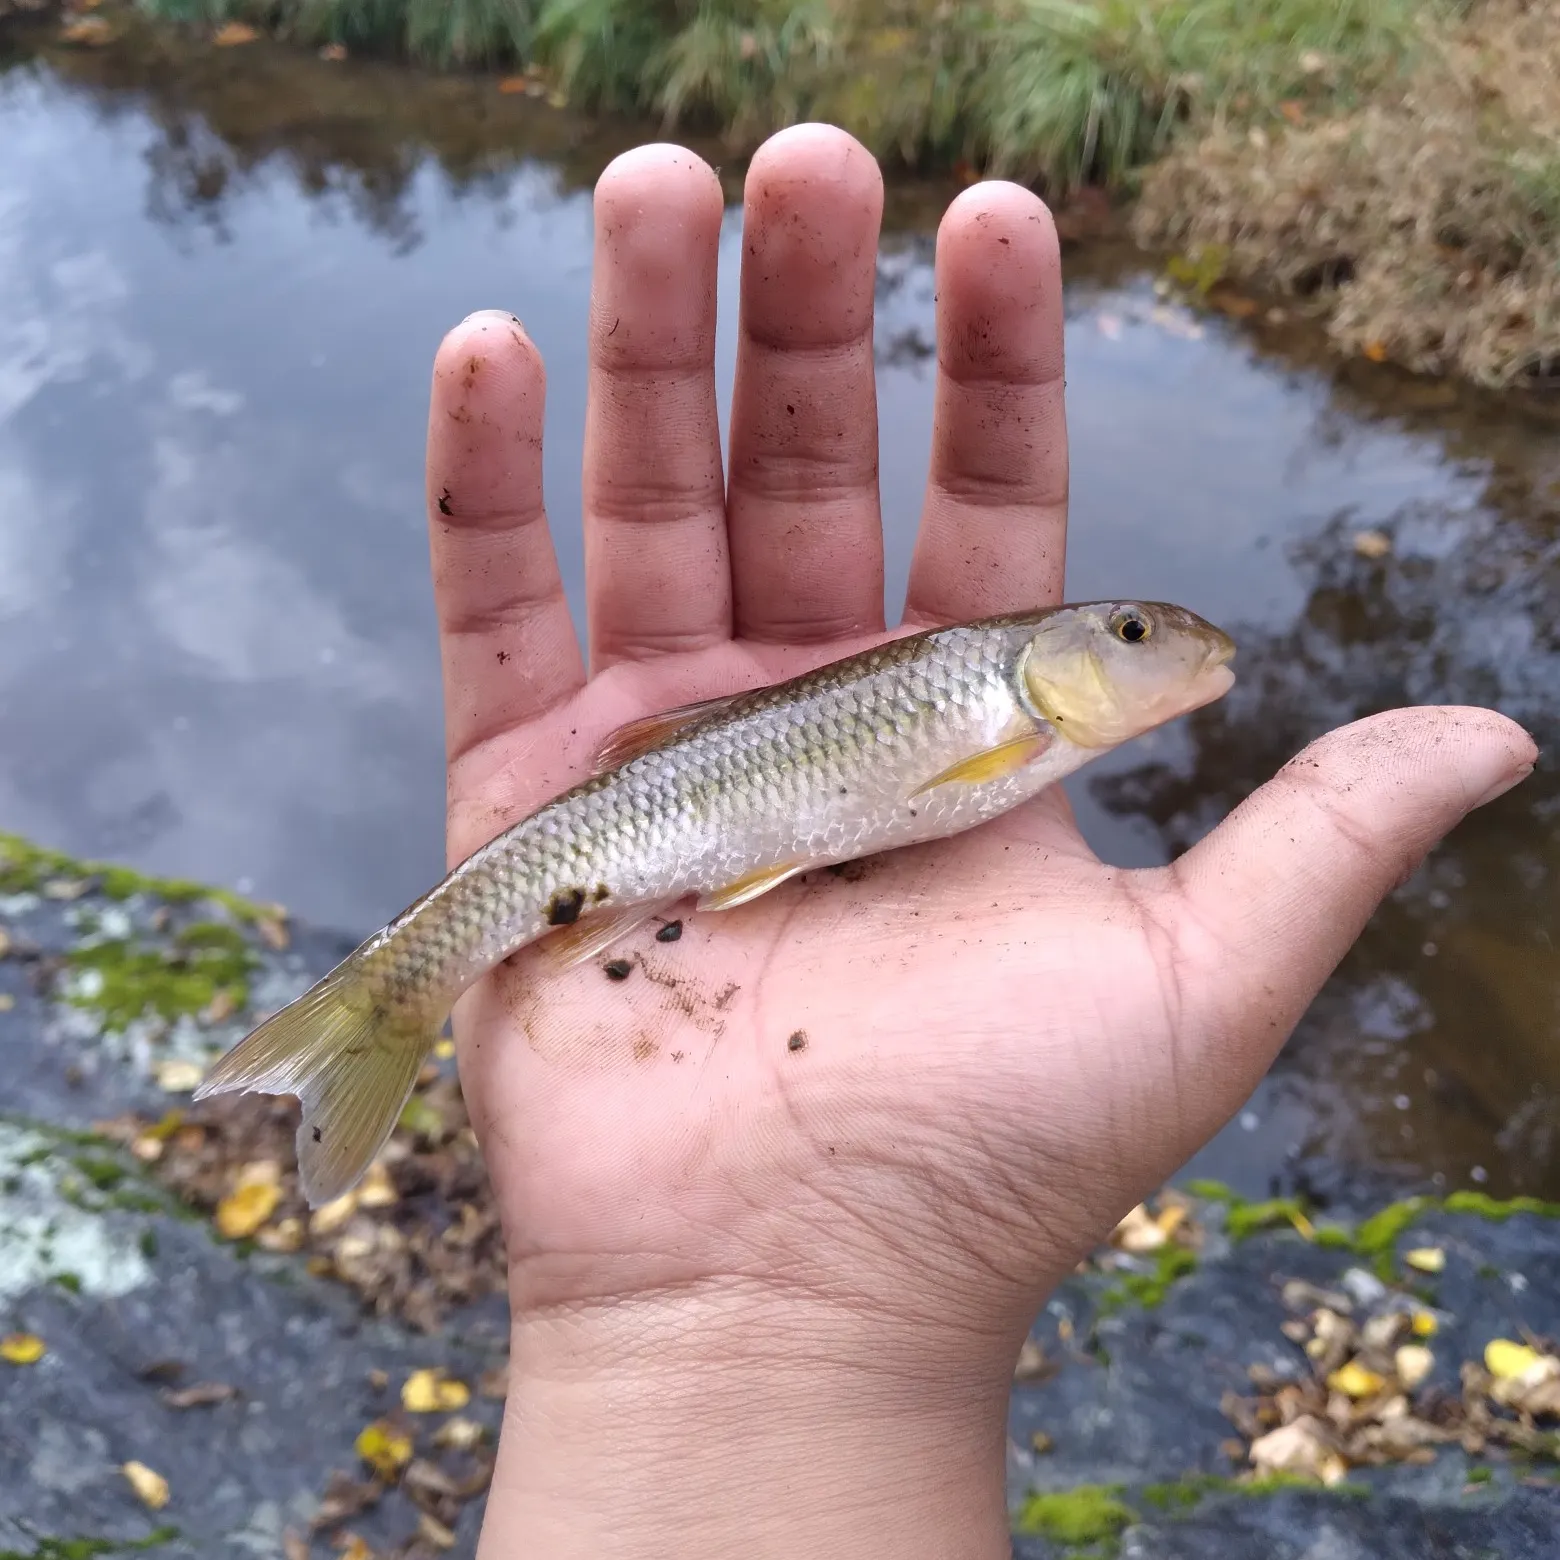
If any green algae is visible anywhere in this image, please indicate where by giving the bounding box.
[1443,1191,1560,1220]
[64,922,256,1033]
[0,830,277,924]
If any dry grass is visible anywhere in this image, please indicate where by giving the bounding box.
[1133,0,1560,387]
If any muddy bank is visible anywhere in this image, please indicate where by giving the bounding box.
[3,845,1559,1557]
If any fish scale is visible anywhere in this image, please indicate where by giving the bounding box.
[195,600,1235,1206]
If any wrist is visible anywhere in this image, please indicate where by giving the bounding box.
[478,1278,1021,1560]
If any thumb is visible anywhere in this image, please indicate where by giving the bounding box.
[1166,706,1535,1081]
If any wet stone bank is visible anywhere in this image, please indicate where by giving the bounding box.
[0,844,1557,1558]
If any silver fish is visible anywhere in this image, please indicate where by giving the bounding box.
[197,600,1235,1203]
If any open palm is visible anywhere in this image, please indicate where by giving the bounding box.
[426,128,1531,1380]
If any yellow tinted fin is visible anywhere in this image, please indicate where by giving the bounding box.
[193,956,436,1208]
[909,732,1051,800]
[541,897,683,969]
[592,692,746,773]
[696,862,808,912]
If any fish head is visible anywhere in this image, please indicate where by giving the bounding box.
[1017,601,1236,748]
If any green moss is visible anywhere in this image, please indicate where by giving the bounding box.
[71,1154,126,1193]
[138,1228,159,1261]
[1443,1191,1560,1221]
[1098,1243,1198,1312]
[1225,1197,1308,1241]
[49,1271,82,1295]
[1013,1485,1133,1543]
[1465,1466,1494,1486]
[64,924,257,1033]
[0,1528,177,1559]
[1182,1178,1233,1201]
[1354,1197,1434,1278]
[0,830,275,923]
[1140,1474,1227,1510]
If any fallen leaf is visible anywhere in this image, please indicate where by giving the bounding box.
[311,1470,383,1530]
[1,1333,45,1365]
[160,1380,238,1408]
[1411,1310,1439,1338]
[283,1530,309,1560]
[310,1190,360,1237]
[43,877,90,898]
[0,994,13,1013]
[433,1416,484,1451]
[1404,1247,1445,1274]
[402,1368,470,1413]
[1014,1338,1049,1381]
[405,1458,461,1498]
[1208,287,1260,319]
[122,1460,170,1509]
[319,42,347,61]
[257,1217,304,1253]
[357,1161,398,1209]
[337,1537,373,1560]
[478,1363,509,1399]
[1113,1203,1167,1253]
[212,21,259,45]
[418,1512,457,1550]
[201,988,237,1025]
[1031,1429,1055,1454]
[155,1058,204,1093]
[1395,1344,1434,1391]
[1278,99,1306,125]
[545,90,568,110]
[1327,1360,1387,1400]
[1485,1339,1543,1380]
[1352,529,1392,559]
[497,75,527,93]
[1362,340,1389,363]
[434,1038,456,1060]
[130,1132,165,1163]
[355,1419,413,1480]
[1250,1415,1333,1478]
[257,915,290,950]
[215,1160,283,1239]
[368,1369,389,1392]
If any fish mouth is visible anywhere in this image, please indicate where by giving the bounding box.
[1203,627,1237,669]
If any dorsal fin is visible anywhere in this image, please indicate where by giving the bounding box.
[591,691,746,773]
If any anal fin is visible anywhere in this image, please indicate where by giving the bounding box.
[696,862,809,913]
[592,691,748,773]
[909,732,1050,800]
[542,897,684,969]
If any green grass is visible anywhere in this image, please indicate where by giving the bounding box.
[132,0,1439,194]
[1097,1241,1198,1312]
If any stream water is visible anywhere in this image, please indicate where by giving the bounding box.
[4,15,1559,1200]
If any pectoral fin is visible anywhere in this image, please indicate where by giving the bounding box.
[696,862,809,912]
[591,691,747,773]
[908,732,1051,800]
[542,897,683,969]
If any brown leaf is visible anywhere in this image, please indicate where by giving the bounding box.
[478,1362,509,1400]
[283,1530,310,1560]
[310,1470,383,1531]
[1278,100,1307,125]
[212,21,259,45]
[417,1512,457,1551]
[257,915,290,950]
[160,1381,238,1409]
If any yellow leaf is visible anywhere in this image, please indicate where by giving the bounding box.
[434,1038,455,1060]
[0,993,13,1012]
[0,1333,45,1365]
[355,1419,413,1479]
[212,22,259,45]
[498,75,528,93]
[1486,1338,1543,1381]
[402,1368,470,1413]
[155,1058,204,1093]
[1404,1246,1445,1273]
[215,1161,283,1239]
[1327,1360,1386,1399]
[1411,1309,1439,1337]
[338,1537,373,1560]
[1362,340,1388,363]
[122,1460,170,1509]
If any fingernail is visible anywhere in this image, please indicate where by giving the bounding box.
[462,308,523,329]
[1473,762,1534,809]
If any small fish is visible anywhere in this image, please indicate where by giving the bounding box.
[197,601,1235,1204]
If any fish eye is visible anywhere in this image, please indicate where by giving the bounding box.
[1111,608,1152,645]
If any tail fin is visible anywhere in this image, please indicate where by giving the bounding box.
[194,957,435,1208]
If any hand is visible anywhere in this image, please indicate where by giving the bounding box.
[423,125,1534,1560]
